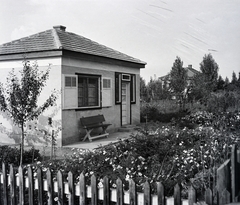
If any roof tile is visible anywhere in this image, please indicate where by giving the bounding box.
[0,27,146,65]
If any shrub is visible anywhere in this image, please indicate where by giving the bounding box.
[0,145,42,166]
[140,102,189,123]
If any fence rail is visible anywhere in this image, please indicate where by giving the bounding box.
[0,144,239,205]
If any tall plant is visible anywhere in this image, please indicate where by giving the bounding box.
[169,56,188,110]
[0,60,57,166]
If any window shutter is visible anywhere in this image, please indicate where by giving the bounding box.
[102,78,112,107]
[64,75,78,108]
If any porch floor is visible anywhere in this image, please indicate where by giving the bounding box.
[64,130,137,150]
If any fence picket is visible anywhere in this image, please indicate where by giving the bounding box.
[174,183,181,205]
[219,188,231,205]
[28,166,34,205]
[18,165,25,205]
[103,176,110,205]
[47,169,54,205]
[37,167,44,205]
[2,163,8,205]
[9,164,16,205]
[205,188,213,205]
[116,178,124,205]
[91,174,98,205]
[79,172,86,205]
[157,182,165,205]
[188,186,196,205]
[144,181,151,205]
[68,171,75,205]
[57,170,65,205]
[217,158,231,205]
[129,179,137,205]
[231,144,240,202]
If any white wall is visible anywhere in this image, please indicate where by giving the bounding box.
[0,57,62,146]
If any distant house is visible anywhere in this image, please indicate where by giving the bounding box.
[0,25,146,146]
[159,65,199,89]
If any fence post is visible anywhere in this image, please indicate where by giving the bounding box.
[57,170,65,205]
[47,169,54,205]
[28,166,34,205]
[103,176,110,205]
[217,159,231,205]
[19,165,25,205]
[37,167,44,205]
[129,179,137,205]
[231,144,240,202]
[2,162,8,205]
[116,178,124,205]
[79,172,86,205]
[91,174,98,205]
[174,183,181,205]
[144,181,151,205]
[68,171,75,205]
[157,182,165,205]
[205,188,213,205]
[188,186,196,205]
[9,164,16,205]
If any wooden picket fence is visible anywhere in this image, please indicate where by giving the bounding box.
[205,144,240,205]
[0,144,239,205]
[0,162,197,205]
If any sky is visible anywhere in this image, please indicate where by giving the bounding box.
[0,0,240,82]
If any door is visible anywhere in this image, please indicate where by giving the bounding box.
[121,82,130,125]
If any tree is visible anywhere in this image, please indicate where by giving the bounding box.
[147,77,163,101]
[140,77,148,102]
[0,60,57,166]
[169,56,188,110]
[217,75,225,90]
[200,53,219,92]
[231,71,238,85]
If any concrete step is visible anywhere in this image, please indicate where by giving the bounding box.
[118,125,136,132]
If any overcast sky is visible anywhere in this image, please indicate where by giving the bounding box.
[1,0,239,82]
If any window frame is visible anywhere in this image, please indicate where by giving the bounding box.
[76,73,101,109]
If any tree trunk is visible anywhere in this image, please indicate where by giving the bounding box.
[20,123,24,166]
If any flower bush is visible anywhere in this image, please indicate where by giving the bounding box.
[34,111,239,197]
[2,110,239,199]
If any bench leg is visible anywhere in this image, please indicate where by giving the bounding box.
[82,129,94,142]
[101,126,109,138]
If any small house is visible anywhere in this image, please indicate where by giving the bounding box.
[0,25,146,146]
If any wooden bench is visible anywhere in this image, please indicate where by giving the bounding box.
[80,115,112,142]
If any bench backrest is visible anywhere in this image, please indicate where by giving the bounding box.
[80,115,106,127]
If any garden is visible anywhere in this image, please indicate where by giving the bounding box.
[1,105,239,201]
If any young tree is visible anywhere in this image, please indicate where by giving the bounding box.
[169,56,188,110]
[0,60,57,166]
[200,53,219,92]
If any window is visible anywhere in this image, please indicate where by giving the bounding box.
[122,74,131,81]
[65,76,76,87]
[78,75,100,108]
[102,78,112,107]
